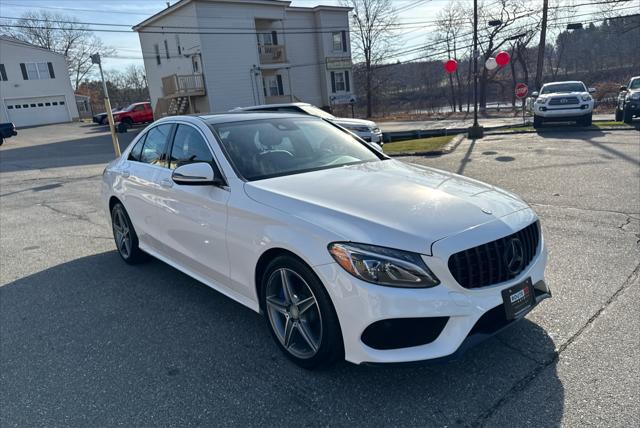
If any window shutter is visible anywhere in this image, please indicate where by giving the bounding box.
[272,31,278,45]
[341,30,347,52]
[345,70,350,92]
[20,63,28,80]
[0,64,7,81]
[47,62,55,78]
[330,71,336,93]
[276,74,284,96]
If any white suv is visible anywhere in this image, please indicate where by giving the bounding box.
[532,81,596,128]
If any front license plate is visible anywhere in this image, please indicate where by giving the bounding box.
[502,278,535,320]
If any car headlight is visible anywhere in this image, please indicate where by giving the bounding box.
[535,97,547,104]
[582,94,592,101]
[328,242,440,288]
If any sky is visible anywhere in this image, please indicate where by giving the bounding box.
[0,0,630,73]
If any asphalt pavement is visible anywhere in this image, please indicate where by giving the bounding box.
[0,122,638,426]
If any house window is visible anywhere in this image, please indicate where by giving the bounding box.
[264,75,284,97]
[332,31,347,52]
[164,40,170,59]
[155,44,161,65]
[21,62,52,80]
[0,64,7,81]
[258,32,277,46]
[330,70,350,93]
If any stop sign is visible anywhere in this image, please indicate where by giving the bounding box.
[515,83,528,99]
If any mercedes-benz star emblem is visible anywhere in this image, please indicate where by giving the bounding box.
[504,237,525,275]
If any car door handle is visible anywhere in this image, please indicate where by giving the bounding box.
[160,178,174,188]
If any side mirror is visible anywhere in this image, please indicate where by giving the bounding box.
[172,162,224,186]
[531,91,539,97]
[620,85,628,91]
[588,87,596,93]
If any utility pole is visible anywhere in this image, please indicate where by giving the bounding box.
[91,53,120,157]
[468,0,483,139]
[535,0,549,91]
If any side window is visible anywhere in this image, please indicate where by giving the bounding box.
[128,134,146,161]
[169,125,214,169]
[140,124,173,166]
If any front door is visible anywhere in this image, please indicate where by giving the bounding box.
[153,123,231,286]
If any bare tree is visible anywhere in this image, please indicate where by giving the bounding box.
[2,11,113,89]
[435,1,467,112]
[341,0,397,117]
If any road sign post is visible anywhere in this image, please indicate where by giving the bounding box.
[515,83,529,125]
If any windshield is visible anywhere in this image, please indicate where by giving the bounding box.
[299,105,335,119]
[210,117,382,181]
[629,78,640,90]
[540,83,586,94]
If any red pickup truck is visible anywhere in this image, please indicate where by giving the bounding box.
[113,102,154,132]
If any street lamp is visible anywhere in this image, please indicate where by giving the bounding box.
[468,5,504,139]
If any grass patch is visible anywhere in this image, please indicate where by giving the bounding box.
[383,135,454,154]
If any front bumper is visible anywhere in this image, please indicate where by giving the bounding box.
[534,102,593,119]
[624,101,640,116]
[314,212,550,365]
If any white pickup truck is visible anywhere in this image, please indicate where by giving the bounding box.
[531,81,596,128]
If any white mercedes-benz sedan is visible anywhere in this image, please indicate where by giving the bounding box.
[102,113,550,368]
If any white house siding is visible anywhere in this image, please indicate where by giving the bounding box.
[0,37,79,127]
[137,2,203,110]
[284,9,323,106]
[196,1,287,111]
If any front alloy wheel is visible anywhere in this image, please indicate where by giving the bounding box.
[261,256,343,369]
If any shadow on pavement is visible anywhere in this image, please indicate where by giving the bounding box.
[0,251,564,426]
[0,132,139,173]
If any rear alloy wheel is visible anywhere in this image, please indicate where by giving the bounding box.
[261,256,343,369]
[111,203,147,264]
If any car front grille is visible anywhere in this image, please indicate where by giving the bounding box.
[448,221,540,289]
[549,96,579,105]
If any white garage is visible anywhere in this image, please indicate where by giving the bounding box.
[5,96,71,127]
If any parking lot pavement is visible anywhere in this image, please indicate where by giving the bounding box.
[1,123,638,426]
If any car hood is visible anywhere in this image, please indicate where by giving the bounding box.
[543,91,588,97]
[332,117,377,128]
[243,159,529,255]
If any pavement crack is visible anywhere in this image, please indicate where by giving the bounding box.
[529,202,640,218]
[37,202,101,226]
[474,262,640,427]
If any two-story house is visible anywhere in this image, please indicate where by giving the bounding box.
[133,0,354,117]
[0,36,79,127]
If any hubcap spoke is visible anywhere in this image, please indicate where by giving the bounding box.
[266,296,288,315]
[296,321,318,353]
[280,269,295,304]
[283,318,295,348]
[297,296,316,315]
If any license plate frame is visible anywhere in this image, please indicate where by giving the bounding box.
[502,277,535,320]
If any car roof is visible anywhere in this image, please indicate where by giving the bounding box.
[197,111,319,125]
[234,102,311,110]
[542,81,585,86]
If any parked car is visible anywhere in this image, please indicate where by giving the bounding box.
[615,76,640,123]
[92,107,120,126]
[102,112,550,368]
[112,102,154,132]
[232,102,384,147]
[531,81,595,128]
[0,122,17,145]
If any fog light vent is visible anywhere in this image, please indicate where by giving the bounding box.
[361,317,449,350]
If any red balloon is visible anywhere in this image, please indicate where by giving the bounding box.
[444,59,458,73]
[495,51,510,67]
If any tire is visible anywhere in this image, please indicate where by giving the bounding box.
[260,255,344,369]
[533,115,543,129]
[623,107,633,124]
[99,117,107,125]
[615,108,623,122]
[583,113,592,127]
[111,203,148,264]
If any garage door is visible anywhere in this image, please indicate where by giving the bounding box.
[5,96,70,127]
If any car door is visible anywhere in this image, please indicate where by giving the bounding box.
[120,123,173,248]
[153,122,231,286]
